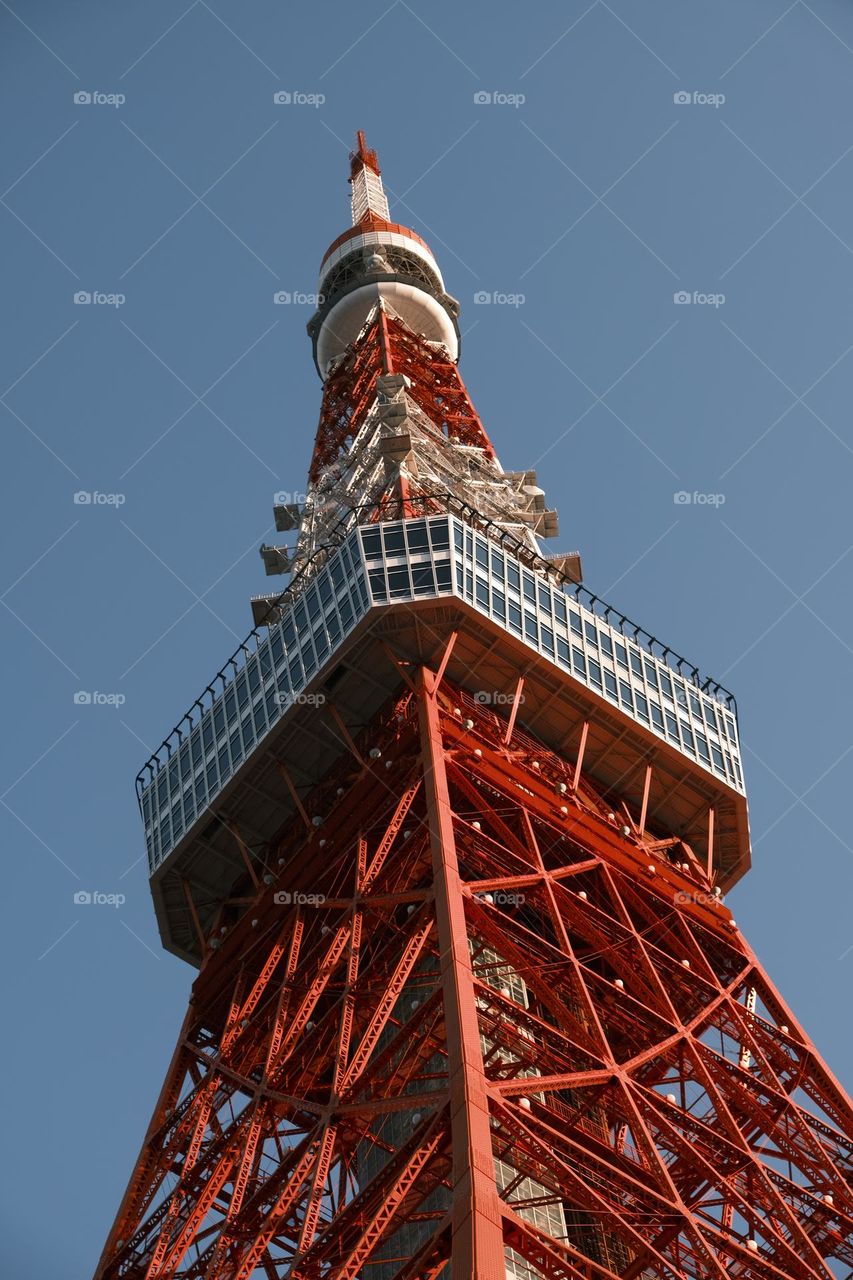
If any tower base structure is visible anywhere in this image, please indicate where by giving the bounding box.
[97,655,853,1280]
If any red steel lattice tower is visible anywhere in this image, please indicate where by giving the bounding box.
[96,134,853,1280]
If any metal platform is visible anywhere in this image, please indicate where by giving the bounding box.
[142,514,749,964]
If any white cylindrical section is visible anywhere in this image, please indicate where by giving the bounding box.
[316,282,458,377]
[320,230,445,293]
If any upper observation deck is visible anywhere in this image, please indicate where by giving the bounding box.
[136,500,748,961]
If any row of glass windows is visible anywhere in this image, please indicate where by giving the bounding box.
[455,555,743,790]
[455,522,737,746]
[360,517,452,562]
[143,538,369,870]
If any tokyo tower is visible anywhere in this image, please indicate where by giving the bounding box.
[95,132,853,1280]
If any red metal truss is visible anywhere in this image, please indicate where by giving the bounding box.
[308,308,496,484]
[97,671,853,1279]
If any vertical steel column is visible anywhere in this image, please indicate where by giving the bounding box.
[417,667,505,1280]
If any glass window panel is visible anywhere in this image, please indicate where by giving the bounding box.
[406,521,429,552]
[361,529,381,558]
[388,567,410,595]
[429,521,450,551]
[383,526,405,553]
[412,564,434,593]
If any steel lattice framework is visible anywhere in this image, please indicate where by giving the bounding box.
[308,308,495,485]
[96,134,853,1279]
[98,669,853,1278]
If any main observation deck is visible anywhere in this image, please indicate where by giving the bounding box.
[137,501,748,960]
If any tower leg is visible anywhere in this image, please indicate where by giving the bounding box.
[418,666,505,1280]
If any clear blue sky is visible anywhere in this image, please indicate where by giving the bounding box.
[2,2,853,1275]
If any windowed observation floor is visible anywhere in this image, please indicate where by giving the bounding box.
[139,513,743,880]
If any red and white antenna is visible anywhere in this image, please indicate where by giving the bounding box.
[349,129,390,223]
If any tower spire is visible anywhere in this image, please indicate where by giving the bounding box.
[349,129,390,223]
